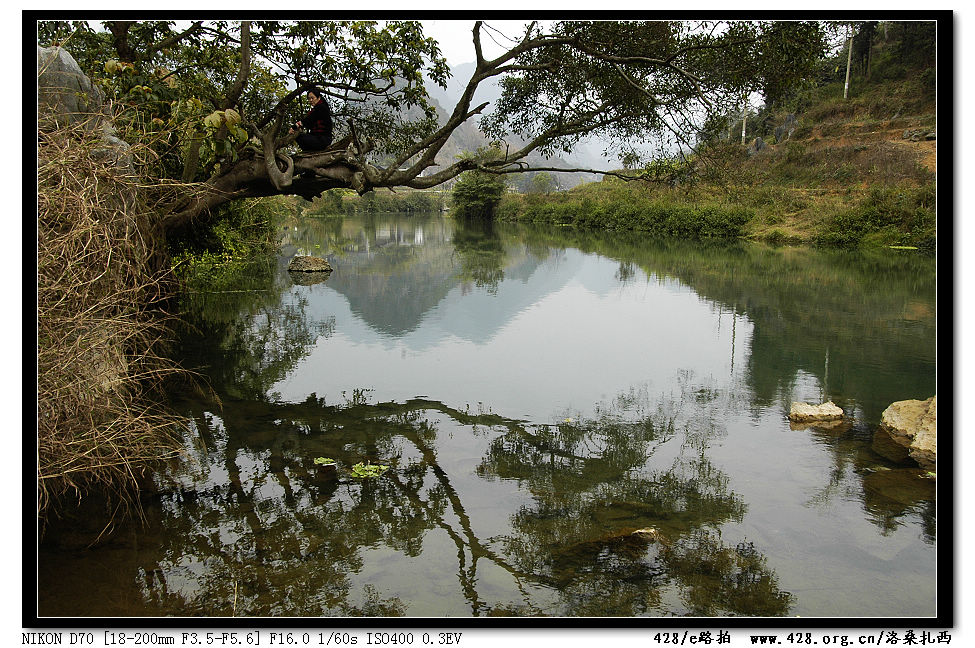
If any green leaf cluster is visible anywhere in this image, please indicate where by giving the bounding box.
[309,457,389,478]
[351,462,390,479]
[37,20,449,181]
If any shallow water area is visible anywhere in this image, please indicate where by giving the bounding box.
[37,212,938,618]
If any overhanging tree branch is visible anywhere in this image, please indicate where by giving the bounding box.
[110,19,827,226]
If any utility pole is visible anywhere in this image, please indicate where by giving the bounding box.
[740,96,748,145]
[844,23,854,99]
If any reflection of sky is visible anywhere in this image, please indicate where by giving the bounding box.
[273,250,752,422]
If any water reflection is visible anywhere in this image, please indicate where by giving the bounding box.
[38,213,937,618]
[41,376,794,616]
[795,419,937,542]
[276,215,935,423]
[479,383,794,617]
[177,257,335,401]
[451,217,507,294]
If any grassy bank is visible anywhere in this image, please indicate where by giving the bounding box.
[37,120,188,522]
[169,195,292,290]
[497,188,752,239]
[495,135,935,249]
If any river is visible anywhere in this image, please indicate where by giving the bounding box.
[37,212,938,618]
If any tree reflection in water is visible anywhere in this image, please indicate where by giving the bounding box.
[452,217,506,294]
[140,370,794,617]
[477,379,791,617]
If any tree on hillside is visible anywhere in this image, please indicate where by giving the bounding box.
[37,19,827,229]
[528,172,558,195]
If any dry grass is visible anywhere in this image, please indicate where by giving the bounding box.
[37,117,188,525]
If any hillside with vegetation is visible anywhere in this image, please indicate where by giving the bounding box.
[493,21,937,249]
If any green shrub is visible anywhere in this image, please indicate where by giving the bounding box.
[451,170,508,218]
[306,189,344,216]
[170,194,290,288]
[814,183,936,248]
[335,189,444,215]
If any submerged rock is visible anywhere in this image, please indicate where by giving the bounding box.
[871,427,913,463]
[288,255,333,273]
[879,396,936,471]
[789,401,844,422]
[289,271,330,287]
[790,418,852,433]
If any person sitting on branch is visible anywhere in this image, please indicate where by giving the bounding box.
[291,87,333,152]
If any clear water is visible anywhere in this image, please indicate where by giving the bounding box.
[37,212,938,618]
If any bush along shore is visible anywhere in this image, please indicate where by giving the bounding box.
[492,171,935,250]
[496,190,753,239]
[300,188,447,218]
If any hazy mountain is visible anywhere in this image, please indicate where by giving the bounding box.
[425,62,501,117]
[421,63,611,187]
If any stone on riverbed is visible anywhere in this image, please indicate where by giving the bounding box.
[789,401,844,422]
[879,396,936,471]
[288,255,332,273]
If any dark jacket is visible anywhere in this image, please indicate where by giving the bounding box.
[302,99,332,139]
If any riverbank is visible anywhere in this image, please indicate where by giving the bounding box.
[494,170,935,249]
[495,42,937,250]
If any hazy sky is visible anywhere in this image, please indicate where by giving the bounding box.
[421,20,541,66]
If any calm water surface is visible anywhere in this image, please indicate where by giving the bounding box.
[38,212,938,618]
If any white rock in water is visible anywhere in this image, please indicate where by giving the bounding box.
[789,401,844,422]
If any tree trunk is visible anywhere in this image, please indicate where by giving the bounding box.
[162,140,366,229]
[106,21,137,62]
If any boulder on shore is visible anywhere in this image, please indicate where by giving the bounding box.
[37,45,134,174]
[288,255,333,273]
[879,396,936,471]
[789,401,844,422]
[37,45,106,128]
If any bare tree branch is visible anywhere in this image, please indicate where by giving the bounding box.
[143,21,205,62]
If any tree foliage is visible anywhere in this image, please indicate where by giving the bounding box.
[36,19,829,228]
[528,172,557,195]
[451,170,508,218]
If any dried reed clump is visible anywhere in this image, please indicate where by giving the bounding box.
[37,117,187,523]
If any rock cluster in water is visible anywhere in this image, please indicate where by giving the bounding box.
[878,396,937,471]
